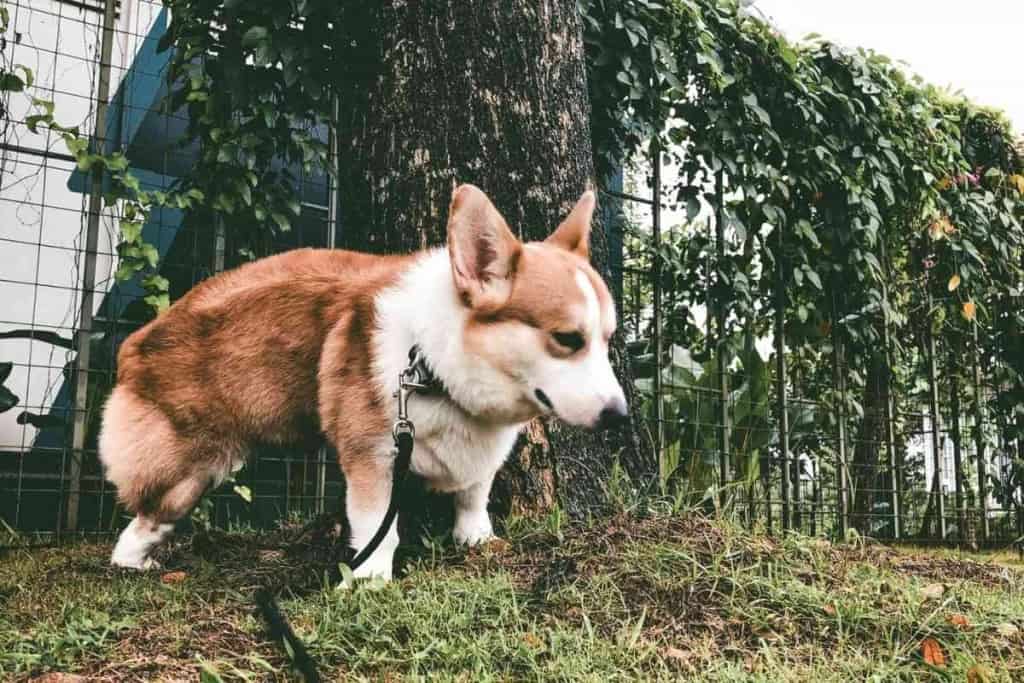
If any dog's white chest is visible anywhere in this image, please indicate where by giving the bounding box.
[407,398,520,492]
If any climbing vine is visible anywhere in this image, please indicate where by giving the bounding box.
[580,0,1023,505]
[3,0,1022,507]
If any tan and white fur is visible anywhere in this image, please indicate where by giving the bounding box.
[100,185,628,579]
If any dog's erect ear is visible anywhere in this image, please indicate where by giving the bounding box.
[447,184,522,309]
[546,190,595,259]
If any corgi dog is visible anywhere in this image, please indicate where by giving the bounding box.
[99,184,628,579]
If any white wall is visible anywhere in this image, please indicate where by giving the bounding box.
[0,0,162,451]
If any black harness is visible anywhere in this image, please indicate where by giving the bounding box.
[255,346,439,682]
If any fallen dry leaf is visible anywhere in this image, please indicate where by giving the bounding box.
[920,583,945,600]
[920,638,946,667]
[522,632,542,648]
[161,570,187,584]
[823,604,837,617]
[967,664,993,683]
[995,622,1019,638]
[30,675,88,683]
[945,613,970,630]
[663,646,690,661]
[484,537,511,553]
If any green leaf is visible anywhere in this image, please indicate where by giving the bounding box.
[121,221,143,243]
[141,243,160,268]
[0,72,24,92]
[0,384,18,414]
[142,274,170,293]
[76,154,102,172]
[25,115,47,134]
[805,268,823,290]
[237,181,252,207]
[64,136,89,155]
[271,212,291,232]
[0,361,12,383]
[144,293,171,313]
[115,261,142,282]
[241,26,269,48]
[105,154,129,171]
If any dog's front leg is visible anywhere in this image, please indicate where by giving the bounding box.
[453,475,496,546]
[344,452,399,581]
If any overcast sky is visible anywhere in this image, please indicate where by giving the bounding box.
[754,0,1024,134]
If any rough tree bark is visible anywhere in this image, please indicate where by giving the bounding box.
[334,2,654,520]
[850,353,888,534]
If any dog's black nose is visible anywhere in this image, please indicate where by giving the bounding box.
[596,396,629,431]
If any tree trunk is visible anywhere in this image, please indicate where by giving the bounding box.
[850,352,888,534]
[334,2,654,520]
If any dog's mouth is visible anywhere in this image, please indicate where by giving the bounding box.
[533,388,554,413]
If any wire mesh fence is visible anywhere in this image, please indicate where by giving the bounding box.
[0,0,342,537]
[617,147,1024,550]
[1,0,1022,550]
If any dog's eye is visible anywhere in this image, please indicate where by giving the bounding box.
[552,331,585,353]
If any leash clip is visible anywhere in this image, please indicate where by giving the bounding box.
[392,346,428,441]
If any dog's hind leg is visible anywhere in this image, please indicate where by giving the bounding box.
[110,516,174,570]
[110,474,209,570]
[101,387,232,569]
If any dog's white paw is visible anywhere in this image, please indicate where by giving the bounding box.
[348,553,393,584]
[453,513,495,546]
[111,553,161,571]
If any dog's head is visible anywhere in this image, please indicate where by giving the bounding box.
[447,184,628,431]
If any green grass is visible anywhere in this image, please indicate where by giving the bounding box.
[1,512,1021,682]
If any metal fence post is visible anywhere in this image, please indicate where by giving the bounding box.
[1018,436,1024,557]
[213,218,226,273]
[315,93,342,515]
[1015,436,1024,557]
[713,170,732,502]
[881,243,901,539]
[972,325,989,544]
[949,360,967,543]
[775,222,791,531]
[926,315,947,540]
[66,0,119,533]
[650,141,665,467]
[831,320,849,538]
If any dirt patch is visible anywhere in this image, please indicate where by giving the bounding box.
[885,554,1018,587]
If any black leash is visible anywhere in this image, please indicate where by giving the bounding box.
[255,348,429,682]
